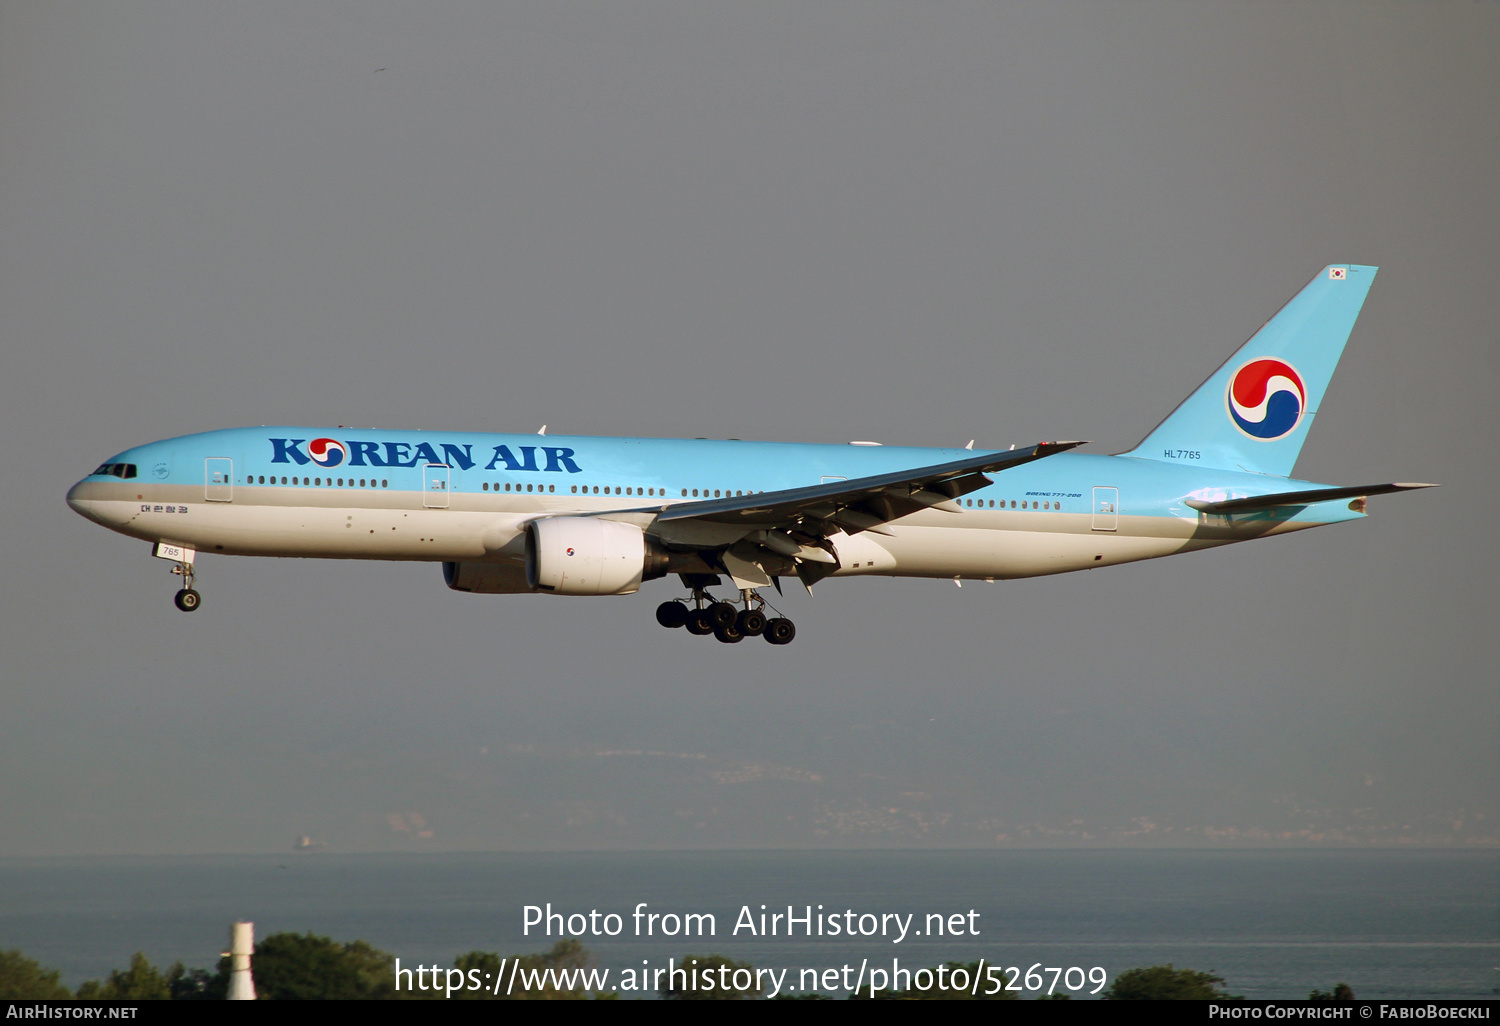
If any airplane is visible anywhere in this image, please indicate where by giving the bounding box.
[67,264,1432,644]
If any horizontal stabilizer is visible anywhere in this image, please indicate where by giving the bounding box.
[1185,482,1436,514]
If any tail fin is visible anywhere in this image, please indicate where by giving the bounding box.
[1122,264,1377,477]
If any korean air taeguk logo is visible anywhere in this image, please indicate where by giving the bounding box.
[307,438,349,468]
[1226,358,1306,440]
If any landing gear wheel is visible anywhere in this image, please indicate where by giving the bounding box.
[713,623,744,644]
[736,608,767,636]
[764,617,795,645]
[174,588,201,612]
[656,601,691,629]
[686,609,715,635]
[707,601,738,629]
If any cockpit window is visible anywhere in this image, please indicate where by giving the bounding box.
[91,463,138,479]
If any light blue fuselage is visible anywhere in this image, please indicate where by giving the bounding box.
[67,426,1360,583]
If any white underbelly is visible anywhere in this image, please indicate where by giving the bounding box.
[856,514,1195,579]
[85,499,528,561]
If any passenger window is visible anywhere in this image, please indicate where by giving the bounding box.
[549,485,555,493]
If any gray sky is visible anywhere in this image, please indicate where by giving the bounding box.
[1,1,1494,855]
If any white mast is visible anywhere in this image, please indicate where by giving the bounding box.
[227,921,256,1000]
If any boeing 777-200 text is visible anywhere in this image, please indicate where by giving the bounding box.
[68,265,1432,644]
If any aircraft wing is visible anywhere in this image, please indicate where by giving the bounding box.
[556,441,1082,590]
[657,441,1086,531]
[632,441,1083,589]
[1185,481,1436,514]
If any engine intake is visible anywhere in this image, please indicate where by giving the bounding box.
[526,517,668,595]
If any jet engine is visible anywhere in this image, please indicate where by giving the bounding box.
[526,517,669,595]
[442,561,535,594]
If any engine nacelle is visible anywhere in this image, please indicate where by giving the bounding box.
[526,517,668,595]
[442,561,536,594]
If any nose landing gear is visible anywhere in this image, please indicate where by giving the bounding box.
[655,587,795,644]
[170,561,201,612]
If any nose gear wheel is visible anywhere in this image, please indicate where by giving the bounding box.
[170,561,201,612]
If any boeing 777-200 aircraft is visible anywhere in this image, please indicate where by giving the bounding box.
[68,265,1431,644]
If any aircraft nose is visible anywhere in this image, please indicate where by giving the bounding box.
[66,479,104,523]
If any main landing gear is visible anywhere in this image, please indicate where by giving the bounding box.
[655,588,795,645]
[171,561,201,612]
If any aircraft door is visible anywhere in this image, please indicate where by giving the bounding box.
[423,463,450,508]
[205,458,233,502]
[1091,486,1118,531]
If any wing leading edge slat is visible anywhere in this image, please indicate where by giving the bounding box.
[657,441,1086,529]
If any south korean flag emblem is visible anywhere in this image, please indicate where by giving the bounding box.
[1328,267,1347,280]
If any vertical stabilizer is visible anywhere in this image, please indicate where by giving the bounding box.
[1122,265,1377,477]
